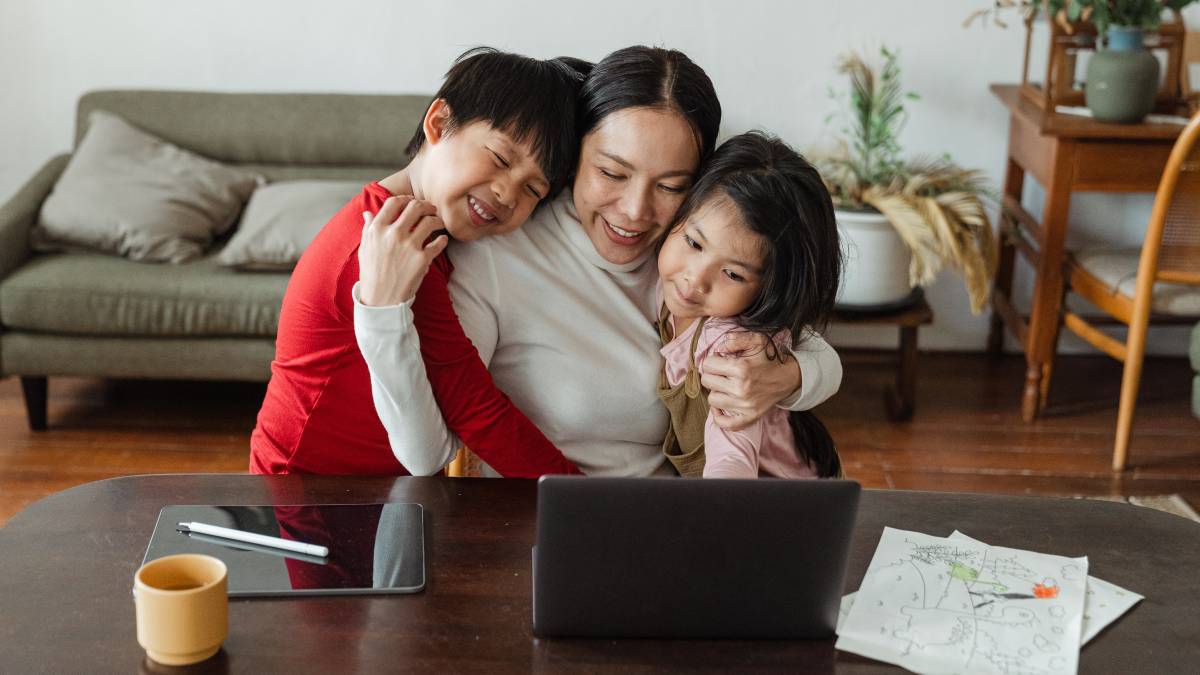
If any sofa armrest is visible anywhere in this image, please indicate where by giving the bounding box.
[0,154,71,281]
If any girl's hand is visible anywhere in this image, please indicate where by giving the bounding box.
[702,331,802,431]
[357,196,449,307]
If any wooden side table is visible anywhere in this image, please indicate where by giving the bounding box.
[832,291,933,422]
[989,84,1183,421]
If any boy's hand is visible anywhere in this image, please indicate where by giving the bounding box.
[702,331,802,431]
[357,196,449,307]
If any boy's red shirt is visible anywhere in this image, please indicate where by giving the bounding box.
[249,182,581,477]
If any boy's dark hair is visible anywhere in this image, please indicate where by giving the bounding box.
[672,131,842,344]
[576,46,721,162]
[406,47,584,199]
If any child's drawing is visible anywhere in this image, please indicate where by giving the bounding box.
[836,527,1088,675]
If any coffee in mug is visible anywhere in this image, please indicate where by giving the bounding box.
[134,554,228,665]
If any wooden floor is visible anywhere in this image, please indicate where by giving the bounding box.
[2,351,1198,526]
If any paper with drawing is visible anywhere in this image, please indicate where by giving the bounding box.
[838,531,1143,648]
[835,527,1088,675]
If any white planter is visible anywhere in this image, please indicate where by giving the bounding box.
[835,208,914,309]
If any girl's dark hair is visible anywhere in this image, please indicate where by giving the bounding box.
[575,46,721,161]
[406,47,585,199]
[674,132,843,478]
[674,131,842,345]
[789,411,841,478]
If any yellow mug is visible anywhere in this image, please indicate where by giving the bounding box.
[134,554,228,666]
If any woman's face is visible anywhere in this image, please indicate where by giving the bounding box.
[572,107,701,265]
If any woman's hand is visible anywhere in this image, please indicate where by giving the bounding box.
[357,196,449,307]
[702,331,802,431]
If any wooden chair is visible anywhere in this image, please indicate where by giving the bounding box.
[1056,111,1200,471]
[444,447,482,477]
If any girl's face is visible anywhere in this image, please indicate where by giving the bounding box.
[572,107,701,265]
[657,195,767,322]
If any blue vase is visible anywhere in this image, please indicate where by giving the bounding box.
[1085,26,1160,123]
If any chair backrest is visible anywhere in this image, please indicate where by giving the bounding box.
[1143,110,1200,287]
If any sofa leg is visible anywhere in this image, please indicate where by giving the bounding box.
[20,376,48,431]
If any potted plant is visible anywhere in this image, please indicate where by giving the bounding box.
[970,1,1198,123]
[817,46,998,313]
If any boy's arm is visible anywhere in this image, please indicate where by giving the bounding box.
[415,251,582,477]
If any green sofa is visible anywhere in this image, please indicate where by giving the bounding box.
[0,90,429,429]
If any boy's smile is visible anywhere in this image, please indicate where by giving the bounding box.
[412,99,550,242]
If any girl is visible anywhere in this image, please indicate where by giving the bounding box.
[656,131,842,479]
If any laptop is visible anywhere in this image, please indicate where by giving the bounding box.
[532,476,860,639]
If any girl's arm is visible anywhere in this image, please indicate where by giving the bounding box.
[701,414,763,479]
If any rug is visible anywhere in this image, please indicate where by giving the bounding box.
[1084,494,1200,523]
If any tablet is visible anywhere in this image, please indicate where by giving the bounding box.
[142,503,425,597]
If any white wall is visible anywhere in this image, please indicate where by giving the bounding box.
[1,0,1194,355]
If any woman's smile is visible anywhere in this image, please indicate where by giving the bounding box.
[598,213,648,244]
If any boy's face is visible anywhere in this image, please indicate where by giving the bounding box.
[418,100,551,241]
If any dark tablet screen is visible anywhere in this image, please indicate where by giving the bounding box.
[142,503,424,596]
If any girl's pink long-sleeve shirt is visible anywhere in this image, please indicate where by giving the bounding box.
[657,282,819,479]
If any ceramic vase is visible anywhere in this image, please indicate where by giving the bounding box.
[834,208,913,310]
[1085,26,1160,124]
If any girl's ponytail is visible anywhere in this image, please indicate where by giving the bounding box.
[788,411,842,478]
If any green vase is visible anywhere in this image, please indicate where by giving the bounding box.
[1085,26,1159,124]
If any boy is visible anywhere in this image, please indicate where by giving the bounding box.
[250,48,583,476]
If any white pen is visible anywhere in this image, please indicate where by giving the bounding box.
[177,521,329,558]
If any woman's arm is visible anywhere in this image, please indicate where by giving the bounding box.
[701,330,842,430]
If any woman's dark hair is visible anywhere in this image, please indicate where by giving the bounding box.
[406,47,585,199]
[576,46,721,161]
[673,131,842,344]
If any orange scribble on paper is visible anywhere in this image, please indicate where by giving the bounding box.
[1033,583,1059,599]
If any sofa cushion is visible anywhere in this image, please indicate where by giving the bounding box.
[0,252,288,337]
[34,110,263,264]
[218,180,362,271]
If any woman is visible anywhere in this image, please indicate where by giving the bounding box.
[354,46,842,476]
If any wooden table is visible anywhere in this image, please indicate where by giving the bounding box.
[989,84,1184,421]
[2,475,1198,673]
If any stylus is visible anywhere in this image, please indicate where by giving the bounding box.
[177,521,330,558]
[182,530,329,565]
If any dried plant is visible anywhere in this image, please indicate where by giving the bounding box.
[818,47,999,313]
